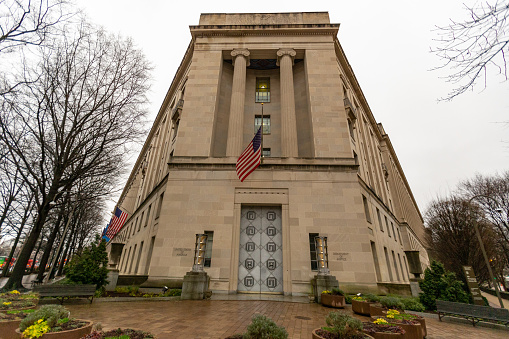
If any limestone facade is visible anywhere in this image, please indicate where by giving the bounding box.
[108,12,430,295]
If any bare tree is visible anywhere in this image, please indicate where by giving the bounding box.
[460,171,509,268]
[425,195,505,286]
[0,19,151,290]
[0,0,70,53]
[433,0,509,100]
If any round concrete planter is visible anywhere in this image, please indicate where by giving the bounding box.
[369,304,386,317]
[352,299,373,316]
[0,319,22,339]
[16,319,93,339]
[381,311,426,338]
[321,294,346,308]
[312,328,374,339]
[370,317,422,339]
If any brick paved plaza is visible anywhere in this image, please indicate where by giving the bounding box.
[65,300,509,339]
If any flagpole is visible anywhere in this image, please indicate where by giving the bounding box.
[261,103,264,164]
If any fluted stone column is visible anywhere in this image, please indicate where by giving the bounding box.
[277,48,298,157]
[226,49,250,157]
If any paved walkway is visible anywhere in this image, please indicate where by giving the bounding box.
[63,299,509,339]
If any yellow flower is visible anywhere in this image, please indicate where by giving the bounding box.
[9,290,20,294]
[321,290,332,294]
[373,318,389,325]
[3,301,12,306]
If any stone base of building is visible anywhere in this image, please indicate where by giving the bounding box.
[181,271,210,300]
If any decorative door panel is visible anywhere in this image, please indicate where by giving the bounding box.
[238,206,283,293]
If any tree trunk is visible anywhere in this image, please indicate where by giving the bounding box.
[30,236,44,273]
[36,215,62,283]
[1,221,24,277]
[56,222,75,276]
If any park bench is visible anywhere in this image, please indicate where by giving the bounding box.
[436,300,509,327]
[33,284,96,304]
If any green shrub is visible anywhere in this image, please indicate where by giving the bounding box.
[19,305,69,331]
[400,297,425,312]
[331,288,345,296]
[345,295,353,304]
[363,293,380,302]
[243,315,288,339]
[419,260,470,310]
[64,235,109,290]
[162,289,181,297]
[322,311,362,336]
[379,296,405,310]
[114,286,130,294]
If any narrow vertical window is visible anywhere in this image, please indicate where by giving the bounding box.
[156,192,164,219]
[348,119,355,140]
[255,115,271,134]
[370,241,382,281]
[377,208,383,231]
[204,231,214,267]
[129,244,137,273]
[255,77,270,102]
[145,205,152,227]
[384,247,393,281]
[398,253,405,281]
[391,222,397,242]
[385,216,390,237]
[132,218,138,235]
[362,195,371,223]
[392,250,400,281]
[138,212,144,232]
[135,241,144,274]
[309,233,319,271]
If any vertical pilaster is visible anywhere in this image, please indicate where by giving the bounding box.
[277,48,298,157]
[226,49,250,157]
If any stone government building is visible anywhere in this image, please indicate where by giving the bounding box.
[107,12,430,296]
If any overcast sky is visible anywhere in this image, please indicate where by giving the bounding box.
[75,0,509,215]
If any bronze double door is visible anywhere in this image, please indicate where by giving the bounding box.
[238,206,283,293]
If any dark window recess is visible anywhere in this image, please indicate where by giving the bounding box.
[255,77,270,103]
[262,148,271,157]
[204,231,214,267]
[362,195,371,223]
[309,233,319,271]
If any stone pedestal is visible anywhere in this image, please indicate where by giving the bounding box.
[409,278,423,297]
[105,269,119,291]
[181,271,210,300]
[312,274,339,303]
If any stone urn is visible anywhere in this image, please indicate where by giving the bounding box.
[312,328,374,339]
[321,293,346,308]
[16,320,93,339]
[352,299,373,316]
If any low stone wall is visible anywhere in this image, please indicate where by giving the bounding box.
[117,275,148,286]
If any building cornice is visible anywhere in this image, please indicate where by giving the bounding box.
[190,24,339,39]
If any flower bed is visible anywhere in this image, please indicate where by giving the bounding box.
[17,305,92,339]
[81,328,155,339]
[0,290,39,311]
[362,321,405,339]
[321,289,346,308]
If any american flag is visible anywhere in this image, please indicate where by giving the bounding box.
[236,127,262,182]
[105,207,128,239]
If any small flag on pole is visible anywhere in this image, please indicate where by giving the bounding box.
[105,207,128,239]
[102,222,111,242]
[236,127,262,182]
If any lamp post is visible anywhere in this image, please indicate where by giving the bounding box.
[314,236,330,275]
[468,195,504,308]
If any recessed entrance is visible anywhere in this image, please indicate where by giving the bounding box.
[238,206,283,293]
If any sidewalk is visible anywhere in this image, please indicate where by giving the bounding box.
[62,299,508,339]
[481,290,506,308]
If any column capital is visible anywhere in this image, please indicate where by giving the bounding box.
[276,48,296,66]
[231,49,250,67]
